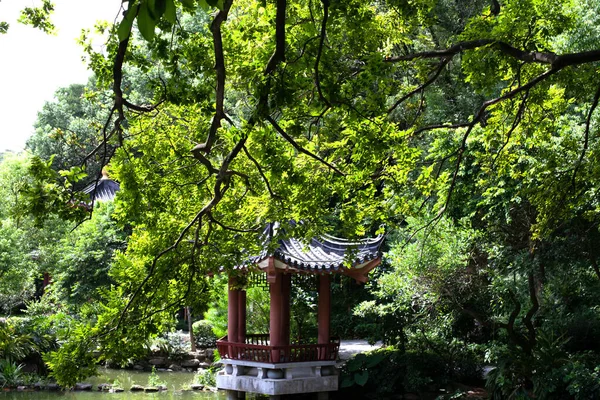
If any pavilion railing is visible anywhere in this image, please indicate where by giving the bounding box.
[217,334,340,363]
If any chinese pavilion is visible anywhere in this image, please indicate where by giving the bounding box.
[216,224,384,400]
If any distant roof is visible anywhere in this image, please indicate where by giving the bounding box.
[82,172,119,202]
[247,222,384,274]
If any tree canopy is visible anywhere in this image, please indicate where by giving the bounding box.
[17,0,600,393]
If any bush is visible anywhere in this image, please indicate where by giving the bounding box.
[192,321,217,348]
[151,332,190,360]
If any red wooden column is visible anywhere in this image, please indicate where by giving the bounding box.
[237,289,247,344]
[318,274,331,360]
[281,273,292,346]
[269,269,283,362]
[228,276,240,357]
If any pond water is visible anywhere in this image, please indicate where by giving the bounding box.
[0,369,231,400]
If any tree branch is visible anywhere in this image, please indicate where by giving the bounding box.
[266,115,345,175]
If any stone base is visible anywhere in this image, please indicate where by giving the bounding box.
[216,360,338,396]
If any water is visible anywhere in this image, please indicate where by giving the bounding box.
[0,369,226,400]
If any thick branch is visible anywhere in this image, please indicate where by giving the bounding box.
[266,115,345,175]
[314,0,330,107]
[192,0,234,157]
[264,0,287,75]
[385,39,600,69]
[388,57,450,114]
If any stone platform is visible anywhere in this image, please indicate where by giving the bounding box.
[216,359,338,398]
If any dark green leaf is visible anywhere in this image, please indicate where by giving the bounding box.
[354,370,369,386]
[164,0,176,23]
[137,2,156,41]
[149,0,166,20]
[180,0,195,9]
[117,3,139,42]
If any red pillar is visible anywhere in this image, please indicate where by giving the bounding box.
[228,276,240,360]
[269,270,283,362]
[318,274,331,359]
[237,289,246,344]
[281,273,291,346]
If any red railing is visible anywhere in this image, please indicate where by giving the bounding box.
[217,334,340,363]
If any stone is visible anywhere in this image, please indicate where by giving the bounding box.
[205,349,215,360]
[133,364,145,371]
[74,383,93,391]
[157,368,168,372]
[158,385,168,391]
[17,386,27,391]
[181,359,200,368]
[46,383,60,391]
[149,357,167,366]
[130,384,145,392]
[169,363,182,371]
[190,384,204,390]
[198,362,211,369]
[97,383,112,391]
[144,387,160,392]
[111,387,125,393]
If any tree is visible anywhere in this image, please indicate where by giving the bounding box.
[26,0,600,392]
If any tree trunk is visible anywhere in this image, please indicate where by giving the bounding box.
[187,306,196,352]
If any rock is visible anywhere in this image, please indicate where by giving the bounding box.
[46,383,60,391]
[17,386,27,391]
[198,362,211,369]
[130,384,145,392]
[157,368,168,372]
[33,382,43,390]
[195,349,206,358]
[403,394,420,400]
[190,384,204,391]
[97,383,112,391]
[74,383,93,391]
[144,387,160,392]
[148,357,167,366]
[110,387,125,393]
[205,349,215,360]
[133,364,145,371]
[157,385,168,391]
[181,359,200,368]
[169,364,181,372]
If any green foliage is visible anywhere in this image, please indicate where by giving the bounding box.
[147,366,166,387]
[194,365,217,387]
[0,359,25,388]
[340,347,456,396]
[18,0,55,33]
[43,323,98,388]
[151,332,190,360]
[192,320,217,348]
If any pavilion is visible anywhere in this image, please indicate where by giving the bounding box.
[216,223,384,399]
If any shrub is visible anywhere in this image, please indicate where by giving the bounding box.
[151,332,190,360]
[0,359,24,387]
[192,321,217,348]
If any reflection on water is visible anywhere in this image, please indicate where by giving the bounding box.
[0,368,227,400]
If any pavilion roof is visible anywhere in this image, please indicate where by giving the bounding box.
[248,223,384,273]
[82,175,120,202]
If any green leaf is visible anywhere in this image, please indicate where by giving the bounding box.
[341,376,354,388]
[180,0,195,9]
[354,370,369,386]
[117,3,139,42]
[365,352,386,368]
[137,2,156,41]
[164,0,176,24]
[148,0,166,20]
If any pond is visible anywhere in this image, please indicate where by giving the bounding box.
[0,369,232,400]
